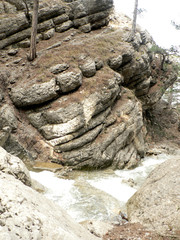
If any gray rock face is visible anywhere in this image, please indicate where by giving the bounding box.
[0,146,31,186]
[10,79,60,107]
[55,20,74,33]
[127,157,180,237]
[0,104,17,131]
[0,172,99,240]
[42,28,55,40]
[50,63,69,74]
[56,70,83,93]
[0,13,29,40]
[0,5,177,172]
[79,57,96,77]
[108,55,123,71]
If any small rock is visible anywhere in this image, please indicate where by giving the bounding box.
[17,39,30,48]
[108,55,123,70]
[13,58,22,64]
[63,36,72,42]
[42,28,55,40]
[79,57,96,78]
[79,23,91,33]
[95,58,104,70]
[50,63,69,74]
[56,70,82,93]
[55,20,73,33]
[46,41,62,50]
[8,49,18,56]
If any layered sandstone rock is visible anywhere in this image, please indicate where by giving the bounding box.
[0,2,178,170]
[0,0,113,49]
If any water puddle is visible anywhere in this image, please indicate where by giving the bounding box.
[30,153,173,222]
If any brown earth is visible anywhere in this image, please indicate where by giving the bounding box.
[103,223,178,240]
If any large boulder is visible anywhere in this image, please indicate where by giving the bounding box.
[0,171,99,240]
[127,157,180,237]
[10,79,60,107]
[0,146,31,186]
[56,70,83,93]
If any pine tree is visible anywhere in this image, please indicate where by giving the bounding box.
[29,0,39,61]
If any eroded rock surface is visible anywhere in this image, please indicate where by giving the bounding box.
[0,2,178,170]
[0,146,31,186]
[0,171,99,240]
[127,157,180,237]
[0,0,113,49]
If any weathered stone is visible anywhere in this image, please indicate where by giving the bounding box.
[88,10,110,24]
[5,0,28,11]
[127,157,180,237]
[0,13,29,40]
[0,146,31,186]
[95,58,104,70]
[53,14,69,25]
[0,172,99,240]
[0,104,17,131]
[10,79,60,107]
[0,127,11,147]
[79,0,113,15]
[27,112,47,129]
[132,32,142,49]
[50,63,69,74]
[56,70,82,93]
[0,1,17,14]
[0,89,4,102]
[73,3,87,19]
[79,57,96,77]
[0,28,31,49]
[55,125,103,152]
[38,5,66,22]
[140,30,153,44]
[3,135,32,161]
[108,55,123,70]
[79,23,91,33]
[73,17,88,28]
[135,77,151,97]
[40,116,84,140]
[38,19,55,33]
[42,28,55,40]
[17,38,30,48]
[55,20,73,33]
[12,57,22,64]
[8,48,18,56]
[91,18,108,30]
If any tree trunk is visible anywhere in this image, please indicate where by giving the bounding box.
[168,85,173,107]
[23,0,31,21]
[29,0,39,61]
[130,0,138,40]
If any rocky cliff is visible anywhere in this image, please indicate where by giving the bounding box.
[0,0,178,170]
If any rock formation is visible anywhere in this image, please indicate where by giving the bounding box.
[0,147,99,240]
[0,0,178,170]
[127,157,180,237]
[0,0,113,49]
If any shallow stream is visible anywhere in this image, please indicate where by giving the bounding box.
[30,154,173,223]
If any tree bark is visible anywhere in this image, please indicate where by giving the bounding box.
[29,0,39,61]
[168,85,173,107]
[129,0,138,41]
